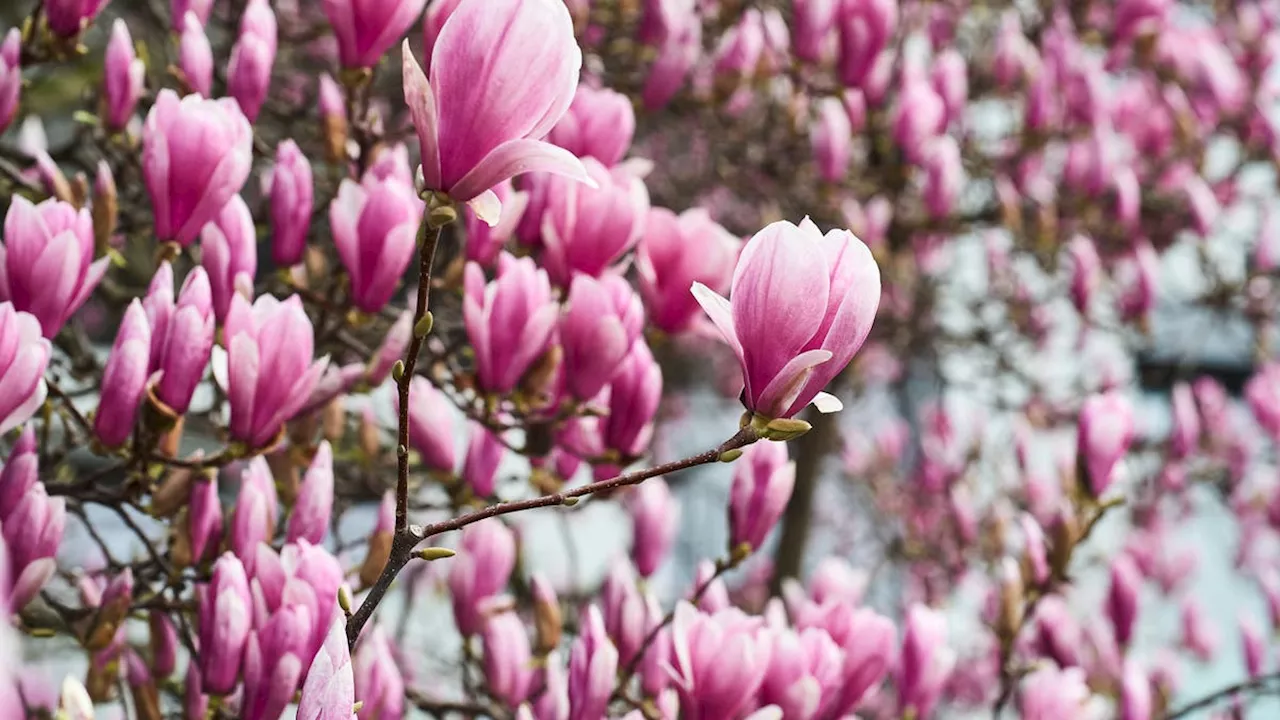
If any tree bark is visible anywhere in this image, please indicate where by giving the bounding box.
[769,405,839,595]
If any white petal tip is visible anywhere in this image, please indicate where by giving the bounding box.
[468,191,502,227]
[812,392,844,414]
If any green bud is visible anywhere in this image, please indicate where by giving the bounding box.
[337,585,353,615]
[428,205,458,228]
[760,417,812,442]
[414,311,434,338]
[416,547,456,561]
[718,448,743,463]
[730,541,753,564]
[391,360,405,382]
[562,496,580,507]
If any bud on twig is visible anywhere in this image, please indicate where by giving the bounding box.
[338,584,353,616]
[718,448,743,463]
[414,311,434,338]
[416,547,456,561]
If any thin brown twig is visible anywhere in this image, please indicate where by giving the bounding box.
[344,424,758,648]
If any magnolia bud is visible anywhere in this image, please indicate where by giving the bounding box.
[320,73,348,162]
[417,547,456,561]
[415,311,434,338]
[359,407,381,459]
[531,574,562,655]
[151,467,194,518]
[996,557,1024,643]
[92,161,118,254]
[322,397,346,443]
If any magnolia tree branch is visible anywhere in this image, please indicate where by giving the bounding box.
[1164,672,1280,719]
[345,418,759,646]
[395,218,444,535]
[346,209,444,648]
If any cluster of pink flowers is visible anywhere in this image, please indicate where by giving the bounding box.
[5,0,1280,717]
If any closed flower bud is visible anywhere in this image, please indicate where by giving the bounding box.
[143,91,253,246]
[0,304,51,435]
[530,574,562,654]
[221,294,330,449]
[92,161,118,254]
[188,470,222,566]
[1169,381,1199,459]
[229,458,279,568]
[626,477,679,578]
[319,74,348,162]
[694,218,879,420]
[463,422,505,498]
[1077,391,1135,498]
[199,553,253,695]
[2,480,64,611]
[560,274,644,402]
[353,627,405,720]
[603,342,663,460]
[45,0,110,37]
[1242,611,1267,678]
[811,96,852,183]
[152,267,215,415]
[331,175,422,314]
[930,49,968,125]
[892,72,945,162]
[103,20,145,133]
[568,606,618,720]
[541,159,649,285]
[637,207,740,335]
[178,12,213,97]
[324,0,427,69]
[728,441,795,553]
[1107,555,1141,649]
[1121,659,1153,720]
[1067,234,1101,317]
[1019,667,1095,719]
[668,603,770,719]
[298,614,357,720]
[287,441,335,545]
[463,254,558,395]
[792,0,839,63]
[202,195,258,323]
[921,135,963,220]
[837,0,897,88]
[548,85,636,167]
[398,376,456,473]
[241,604,312,720]
[270,140,314,267]
[0,30,19,137]
[149,611,179,678]
[227,0,277,123]
[95,301,152,448]
[897,605,954,720]
[448,520,516,636]
[1,197,109,339]
[483,612,535,707]
[1118,240,1159,322]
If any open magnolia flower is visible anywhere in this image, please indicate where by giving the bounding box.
[694,218,881,420]
[400,0,592,226]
